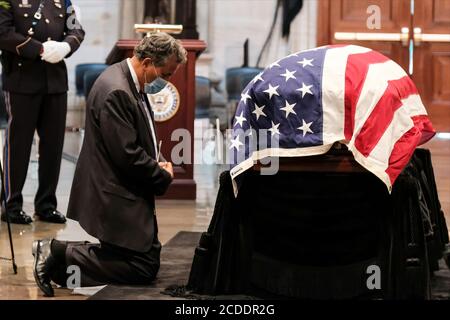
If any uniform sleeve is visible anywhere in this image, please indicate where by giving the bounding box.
[0,0,42,59]
[99,90,173,196]
[63,0,84,57]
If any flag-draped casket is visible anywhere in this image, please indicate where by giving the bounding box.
[230,45,435,194]
[177,47,448,300]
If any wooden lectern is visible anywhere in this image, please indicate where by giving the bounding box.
[106,39,207,199]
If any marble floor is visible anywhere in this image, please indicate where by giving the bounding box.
[0,124,449,300]
[0,119,224,300]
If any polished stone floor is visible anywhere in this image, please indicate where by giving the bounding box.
[0,120,223,300]
[0,124,449,300]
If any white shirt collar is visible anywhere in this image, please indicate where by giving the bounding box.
[126,58,141,93]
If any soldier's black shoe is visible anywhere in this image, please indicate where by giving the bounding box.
[32,239,55,297]
[35,209,66,224]
[1,210,33,224]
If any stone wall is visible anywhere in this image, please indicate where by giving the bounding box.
[65,0,318,128]
[65,0,121,128]
[196,0,317,82]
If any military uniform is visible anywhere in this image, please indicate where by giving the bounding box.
[0,0,84,224]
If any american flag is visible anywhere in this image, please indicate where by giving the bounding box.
[229,45,435,195]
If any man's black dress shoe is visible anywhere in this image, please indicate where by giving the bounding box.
[35,209,66,224]
[1,210,33,224]
[32,239,55,297]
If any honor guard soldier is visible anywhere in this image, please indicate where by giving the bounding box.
[0,0,84,224]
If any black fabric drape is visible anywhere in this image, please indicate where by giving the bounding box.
[282,0,304,38]
[183,148,448,299]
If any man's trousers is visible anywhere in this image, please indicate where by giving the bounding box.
[50,240,162,287]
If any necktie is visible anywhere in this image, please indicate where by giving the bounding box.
[140,92,155,119]
[139,92,158,156]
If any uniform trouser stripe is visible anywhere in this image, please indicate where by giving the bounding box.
[3,90,12,203]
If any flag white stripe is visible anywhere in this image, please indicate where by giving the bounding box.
[401,94,428,117]
[347,104,414,194]
[322,45,370,145]
[349,59,407,148]
[368,107,414,173]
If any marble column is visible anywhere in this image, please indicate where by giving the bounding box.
[119,0,145,39]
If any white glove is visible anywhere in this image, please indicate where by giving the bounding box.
[41,41,71,64]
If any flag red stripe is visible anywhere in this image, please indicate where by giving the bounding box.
[354,76,418,157]
[414,115,436,145]
[344,51,390,140]
[385,125,420,185]
[385,115,435,184]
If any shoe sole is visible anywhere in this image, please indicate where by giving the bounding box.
[32,240,54,297]
[1,215,32,225]
[34,215,66,224]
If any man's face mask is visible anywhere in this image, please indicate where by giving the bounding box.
[144,63,168,95]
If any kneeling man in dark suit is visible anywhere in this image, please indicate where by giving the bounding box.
[31,33,187,296]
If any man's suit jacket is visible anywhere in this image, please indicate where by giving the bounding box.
[67,59,172,253]
[0,0,85,94]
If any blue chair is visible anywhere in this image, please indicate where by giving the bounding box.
[225,67,263,101]
[195,76,211,119]
[75,63,108,97]
[83,65,108,99]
